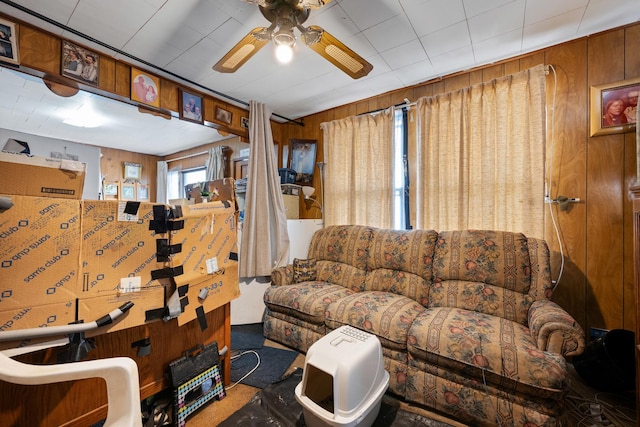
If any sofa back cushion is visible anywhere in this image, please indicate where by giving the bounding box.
[307,225,373,288]
[431,230,534,324]
[364,229,438,305]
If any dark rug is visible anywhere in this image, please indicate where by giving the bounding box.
[231,323,265,350]
[230,323,299,389]
[220,368,454,427]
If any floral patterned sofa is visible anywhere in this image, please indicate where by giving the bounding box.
[262,225,585,427]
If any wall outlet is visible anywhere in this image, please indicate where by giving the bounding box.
[590,327,609,340]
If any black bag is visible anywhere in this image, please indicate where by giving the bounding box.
[168,341,226,427]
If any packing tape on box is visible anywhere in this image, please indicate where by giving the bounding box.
[151,265,184,280]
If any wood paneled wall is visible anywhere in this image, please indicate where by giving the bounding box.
[275,22,640,336]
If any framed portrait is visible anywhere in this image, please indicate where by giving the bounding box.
[241,116,249,129]
[123,162,142,180]
[131,67,160,108]
[61,40,99,87]
[590,76,640,136]
[288,139,317,185]
[120,183,136,200]
[0,17,19,65]
[137,183,149,201]
[179,89,203,124]
[215,106,232,124]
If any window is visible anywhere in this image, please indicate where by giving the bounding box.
[392,107,409,230]
[166,167,206,200]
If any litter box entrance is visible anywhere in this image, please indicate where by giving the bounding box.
[303,364,335,414]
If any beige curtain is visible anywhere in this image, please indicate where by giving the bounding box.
[320,111,393,228]
[205,146,224,181]
[239,101,289,278]
[412,64,546,238]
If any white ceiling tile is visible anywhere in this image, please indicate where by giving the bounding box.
[430,44,474,75]
[338,0,404,31]
[578,0,640,37]
[522,9,583,53]
[462,0,515,18]
[405,0,466,37]
[467,0,525,43]
[380,39,428,70]
[472,28,523,65]
[523,0,587,26]
[420,21,471,58]
[363,14,418,52]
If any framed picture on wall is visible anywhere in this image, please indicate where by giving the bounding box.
[61,40,99,87]
[0,17,20,65]
[103,181,119,200]
[179,89,203,124]
[131,67,160,108]
[590,76,640,136]
[137,183,149,201]
[123,162,142,180]
[215,106,232,124]
[288,139,317,185]
[120,182,136,200]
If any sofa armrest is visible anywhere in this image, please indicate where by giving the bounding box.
[271,265,294,287]
[528,300,585,357]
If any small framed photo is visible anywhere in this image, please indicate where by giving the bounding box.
[590,76,640,136]
[288,139,317,185]
[215,106,232,124]
[137,183,149,201]
[0,17,19,65]
[103,181,119,200]
[120,183,136,200]
[241,116,249,129]
[61,40,99,87]
[131,67,160,108]
[123,162,142,180]
[179,89,203,124]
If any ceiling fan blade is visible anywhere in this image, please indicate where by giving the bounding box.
[213,28,270,73]
[298,0,333,9]
[304,26,372,79]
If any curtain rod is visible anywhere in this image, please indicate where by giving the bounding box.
[0,0,305,127]
[359,99,416,117]
[166,151,208,163]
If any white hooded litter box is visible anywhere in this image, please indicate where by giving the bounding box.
[294,326,389,427]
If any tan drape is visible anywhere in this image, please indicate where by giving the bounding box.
[412,64,546,238]
[239,101,289,278]
[320,111,393,228]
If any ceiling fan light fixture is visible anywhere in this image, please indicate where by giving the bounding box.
[273,30,296,63]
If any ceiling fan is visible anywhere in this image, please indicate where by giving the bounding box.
[213,0,373,79]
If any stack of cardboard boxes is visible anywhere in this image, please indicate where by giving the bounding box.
[0,152,239,345]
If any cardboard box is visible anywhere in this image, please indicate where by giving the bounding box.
[169,202,240,325]
[79,200,161,298]
[0,152,86,199]
[0,300,77,350]
[79,286,166,335]
[0,195,81,309]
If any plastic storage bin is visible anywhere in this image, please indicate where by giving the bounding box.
[295,326,389,427]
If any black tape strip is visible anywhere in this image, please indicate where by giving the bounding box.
[145,307,166,321]
[150,205,168,233]
[177,284,189,297]
[180,296,189,311]
[150,265,184,280]
[229,252,238,261]
[167,219,185,231]
[131,337,150,348]
[124,201,141,215]
[156,240,183,262]
[196,306,207,331]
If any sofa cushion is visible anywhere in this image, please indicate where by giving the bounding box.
[407,307,568,400]
[325,291,425,352]
[316,260,368,290]
[264,282,354,325]
[428,279,533,325]
[293,258,317,283]
[434,230,532,293]
[308,225,373,270]
[364,228,438,305]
